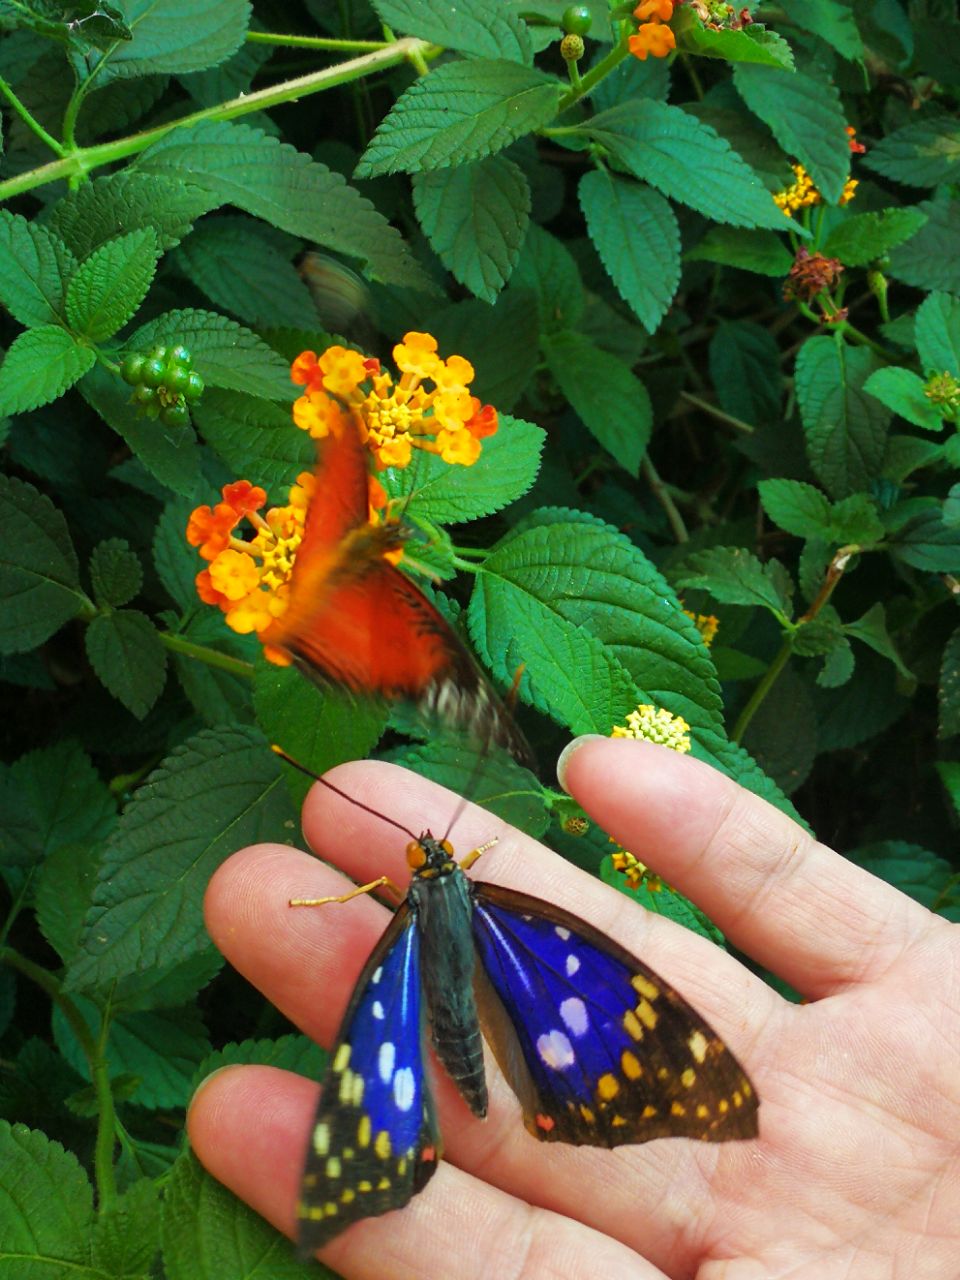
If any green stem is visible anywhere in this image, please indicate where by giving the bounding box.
[732,638,791,743]
[642,454,689,543]
[160,632,255,677]
[0,948,117,1208]
[245,31,388,51]
[679,390,754,435]
[0,38,434,202]
[795,301,893,361]
[0,74,67,157]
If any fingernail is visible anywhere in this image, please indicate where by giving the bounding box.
[556,734,607,794]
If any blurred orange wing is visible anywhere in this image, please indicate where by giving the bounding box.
[261,425,532,763]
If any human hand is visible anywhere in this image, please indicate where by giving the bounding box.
[189,737,960,1278]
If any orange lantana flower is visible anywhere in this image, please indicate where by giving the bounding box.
[630,0,675,60]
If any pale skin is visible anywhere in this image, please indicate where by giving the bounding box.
[189,736,960,1279]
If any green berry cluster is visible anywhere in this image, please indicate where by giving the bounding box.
[120,344,203,428]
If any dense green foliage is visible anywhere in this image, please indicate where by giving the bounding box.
[1,0,959,1273]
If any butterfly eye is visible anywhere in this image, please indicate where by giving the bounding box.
[406,841,427,870]
[439,839,454,857]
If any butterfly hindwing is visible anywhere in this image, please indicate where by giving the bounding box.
[296,903,440,1257]
[470,883,758,1146]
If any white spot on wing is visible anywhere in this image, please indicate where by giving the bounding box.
[378,1041,395,1084]
[372,1000,384,1021]
[565,954,580,976]
[393,1067,415,1111]
[560,996,589,1037]
[555,926,571,940]
[372,966,383,985]
[537,1029,575,1071]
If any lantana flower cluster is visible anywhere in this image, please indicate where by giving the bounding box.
[629,0,676,60]
[608,703,692,893]
[291,332,497,469]
[774,127,864,217]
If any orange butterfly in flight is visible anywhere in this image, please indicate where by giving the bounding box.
[260,421,533,765]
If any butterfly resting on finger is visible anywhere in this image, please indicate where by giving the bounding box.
[291,821,759,1257]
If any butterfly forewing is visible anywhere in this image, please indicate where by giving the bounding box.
[296,904,441,1257]
[470,883,758,1146]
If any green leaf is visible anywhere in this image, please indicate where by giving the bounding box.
[674,10,796,67]
[817,636,855,688]
[130,308,292,400]
[79,363,201,498]
[372,0,532,63]
[865,114,960,187]
[89,538,143,608]
[0,326,96,416]
[709,321,781,427]
[0,1122,95,1271]
[65,726,295,992]
[4,0,132,49]
[356,59,563,176]
[542,331,651,474]
[90,1179,161,1277]
[828,494,885,545]
[44,170,219,258]
[53,998,210,1109]
[0,474,84,655]
[741,665,817,795]
[511,224,583,334]
[431,286,539,412]
[135,118,435,293]
[65,227,158,342]
[1,740,114,871]
[674,546,793,617]
[85,608,167,719]
[890,506,960,572]
[0,210,77,327]
[253,660,384,809]
[844,602,912,680]
[795,337,890,499]
[915,291,960,378]
[758,478,833,539]
[395,412,545,526]
[821,208,929,268]
[389,737,547,836]
[685,225,793,276]
[192,389,314,498]
[889,198,960,293]
[92,0,250,80]
[863,366,943,431]
[600,855,726,945]
[413,156,531,303]
[775,0,863,61]
[733,64,849,204]
[471,511,726,741]
[848,841,957,913]
[578,169,679,333]
[162,1151,317,1280]
[196,1034,326,1084]
[173,215,320,329]
[939,626,960,739]
[584,99,793,231]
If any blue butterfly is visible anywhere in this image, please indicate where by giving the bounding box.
[295,832,758,1255]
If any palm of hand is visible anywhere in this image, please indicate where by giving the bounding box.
[189,739,960,1279]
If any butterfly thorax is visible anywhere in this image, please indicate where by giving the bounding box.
[406,835,488,1118]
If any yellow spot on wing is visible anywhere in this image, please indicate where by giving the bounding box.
[357,1115,371,1148]
[597,1073,620,1100]
[324,1202,338,1217]
[671,1102,686,1117]
[642,1105,657,1119]
[681,1068,697,1088]
[580,1104,595,1123]
[325,1156,341,1180]
[621,1050,643,1080]
[313,1122,330,1156]
[636,998,658,1030]
[631,974,660,1001]
[733,1090,743,1108]
[718,1099,729,1114]
[696,1104,709,1119]
[688,1030,708,1064]
[333,1043,351,1072]
[375,1130,392,1159]
[341,1188,356,1204]
[358,1180,372,1192]
[623,1009,643,1041]
[377,1176,391,1190]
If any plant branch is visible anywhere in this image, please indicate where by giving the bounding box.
[160,632,255,677]
[0,74,67,157]
[679,390,755,435]
[0,38,434,202]
[642,454,689,543]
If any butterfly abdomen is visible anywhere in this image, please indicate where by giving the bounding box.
[410,866,489,1118]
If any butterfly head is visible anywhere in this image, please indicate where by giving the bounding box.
[406,834,457,881]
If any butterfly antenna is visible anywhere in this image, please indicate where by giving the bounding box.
[271,745,418,841]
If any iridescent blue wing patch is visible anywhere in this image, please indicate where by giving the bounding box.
[296,904,440,1257]
[471,883,758,1146]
